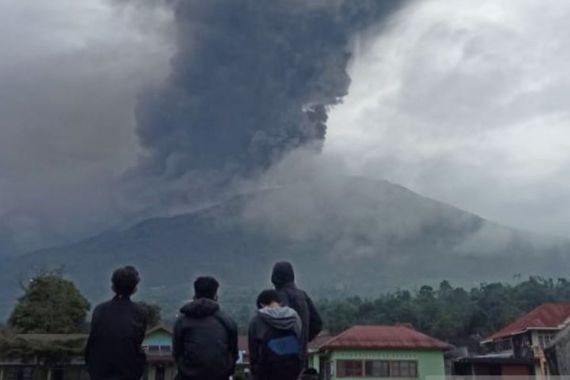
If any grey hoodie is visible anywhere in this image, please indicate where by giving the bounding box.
[248,306,303,379]
[258,306,302,338]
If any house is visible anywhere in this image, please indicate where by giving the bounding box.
[454,303,570,378]
[308,331,335,370]
[313,325,451,380]
[142,325,176,380]
[544,322,570,375]
[0,327,176,380]
[0,334,89,380]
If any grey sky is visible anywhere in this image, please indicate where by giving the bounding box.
[326,0,570,237]
[0,0,172,251]
[0,0,569,253]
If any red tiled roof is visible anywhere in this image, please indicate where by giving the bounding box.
[321,325,451,351]
[309,332,335,351]
[485,303,570,342]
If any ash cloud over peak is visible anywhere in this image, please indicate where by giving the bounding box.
[132,0,405,183]
[0,0,405,253]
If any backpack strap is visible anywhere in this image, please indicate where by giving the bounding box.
[212,311,238,373]
[213,311,232,335]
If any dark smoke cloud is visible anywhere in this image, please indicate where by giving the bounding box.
[0,0,173,254]
[133,0,404,184]
[0,0,405,253]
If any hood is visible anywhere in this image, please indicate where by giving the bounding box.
[271,261,295,288]
[259,306,302,338]
[180,298,220,318]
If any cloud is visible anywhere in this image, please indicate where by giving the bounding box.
[326,0,570,237]
[2,0,569,256]
[0,0,173,252]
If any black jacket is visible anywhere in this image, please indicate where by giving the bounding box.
[248,306,302,380]
[272,262,323,362]
[172,298,238,380]
[86,296,148,380]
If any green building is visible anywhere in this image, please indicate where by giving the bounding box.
[142,325,176,380]
[310,325,450,380]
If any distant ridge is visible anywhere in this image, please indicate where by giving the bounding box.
[1,177,568,318]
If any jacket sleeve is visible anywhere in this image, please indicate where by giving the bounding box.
[84,306,100,363]
[248,318,260,379]
[306,294,323,342]
[138,306,148,345]
[228,318,239,371]
[172,317,184,362]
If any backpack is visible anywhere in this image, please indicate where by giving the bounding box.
[259,323,302,373]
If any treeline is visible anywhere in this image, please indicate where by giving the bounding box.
[6,271,570,353]
[317,277,570,348]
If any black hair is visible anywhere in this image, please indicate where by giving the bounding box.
[301,368,319,379]
[112,266,140,297]
[194,276,219,300]
[256,289,281,308]
[271,261,295,288]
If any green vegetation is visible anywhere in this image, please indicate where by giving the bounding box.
[318,277,570,346]
[139,302,162,328]
[0,328,86,364]
[8,270,90,333]
[3,179,570,320]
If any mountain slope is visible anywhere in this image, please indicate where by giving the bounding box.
[1,177,568,318]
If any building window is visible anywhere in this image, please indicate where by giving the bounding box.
[143,344,172,354]
[390,361,418,377]
[148,345,160,353]
[5,367,34,380]
[538,333,555,348]
[337,360,363,377]
[337,360,418,378]
[365,360,390,377]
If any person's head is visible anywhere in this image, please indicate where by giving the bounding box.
[193,276,219,300]
[256,289,282,309]
[111,266,140,297]
[271,261,295,288]
[301,368,319,379]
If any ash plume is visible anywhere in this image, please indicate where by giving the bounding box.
[133,0,404,184]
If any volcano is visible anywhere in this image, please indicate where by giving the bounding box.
[0,177,568,318]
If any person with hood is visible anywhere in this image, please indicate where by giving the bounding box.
[248,289,303,380]
[271,261,323,364]
[86,266,148,380]
[172,276,238,380]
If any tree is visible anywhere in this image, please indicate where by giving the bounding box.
[8,271,90,333]
[139,302,162,328]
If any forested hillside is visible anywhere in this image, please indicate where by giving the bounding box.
[316,277,570,348]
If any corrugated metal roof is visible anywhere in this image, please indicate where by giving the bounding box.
[321,325,451,351]
[486,303,570,342]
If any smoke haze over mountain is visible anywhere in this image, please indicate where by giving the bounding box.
[326,0,570,237]
[1,0,570,256]
[0,0,173,253]
[125,0,403,212]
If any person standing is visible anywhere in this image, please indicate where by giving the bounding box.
[86,266,148,380]
[173,276,238,380]
[248,289,302,380]
[271,261,323,364]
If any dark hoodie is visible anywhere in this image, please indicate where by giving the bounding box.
[271,262,323,363]
[249,306,303,380]
[172,298,238,380]
[85,296,147,380]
